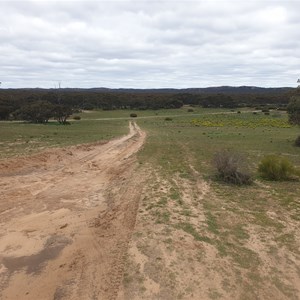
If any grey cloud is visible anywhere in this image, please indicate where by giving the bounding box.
[0,0,299,88]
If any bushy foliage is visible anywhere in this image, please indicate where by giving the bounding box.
[73,115,81,120]
[212,149,252,185]
[258,155,299,180]
[165,117,172,121]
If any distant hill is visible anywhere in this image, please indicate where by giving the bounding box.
[1,86,293,95]
[87,86,293,95]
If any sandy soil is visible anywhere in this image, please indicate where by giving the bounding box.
[119,162,300,299]
[0,121,146,300]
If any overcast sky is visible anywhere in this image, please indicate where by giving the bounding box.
[0,0,299,88]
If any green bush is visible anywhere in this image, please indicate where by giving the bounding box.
[165,117,173,121]
[258,155,299,180]
[73,115,81,120]
[130,113,137,118]
[187,108,194,112]
[212,149,252,185]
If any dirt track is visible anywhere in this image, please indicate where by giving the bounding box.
[0,121,146,300]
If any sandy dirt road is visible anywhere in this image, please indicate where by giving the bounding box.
[0,121,146,300]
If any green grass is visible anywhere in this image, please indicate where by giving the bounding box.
[175,222,212,243]
[0,118,128,158]
[138,111,300,174]
[0,107,234,158]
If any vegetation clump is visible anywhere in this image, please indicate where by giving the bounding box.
[73,115,81,120]
[287,96,300,125]
[130,113,137,118]
[212,149,252,185]
[165,117,173,121]
[258,155,300,181]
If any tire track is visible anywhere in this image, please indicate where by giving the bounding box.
[0,121,146,300]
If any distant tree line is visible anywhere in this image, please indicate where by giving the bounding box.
[0,88,293,121]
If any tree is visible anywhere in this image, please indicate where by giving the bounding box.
[287,96,300,125]
[13,101,55,123]
[0,99,12,120]
[287,95,300,146]
[52,104,72,124]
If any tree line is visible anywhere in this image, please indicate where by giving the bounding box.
[0,88,295,122]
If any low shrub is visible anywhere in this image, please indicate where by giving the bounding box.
[130,113,137,118]
[187,108,194,112]
[165,117,173,121]
[73,115,81,120]
[264,112,270,115]
[258,155,299,180]
[212,149,252,185]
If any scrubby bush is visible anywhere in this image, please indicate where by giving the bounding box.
[258,155,299,180]
[187,108,194,112]
[73,115,81,120]
[165,117,173,121]
[212,149,252,185]
[130,113,137,118]
[295,135,300,147]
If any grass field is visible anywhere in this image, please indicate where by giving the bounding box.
[1,107,300,298]
[0,119,128,158]
[0,107,229,158]
[128,108,300,299]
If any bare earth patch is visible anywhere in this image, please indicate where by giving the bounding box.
[119,162,300,299]
[0,121,146,300]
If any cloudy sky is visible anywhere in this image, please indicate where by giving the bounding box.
[0,0,299,88]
